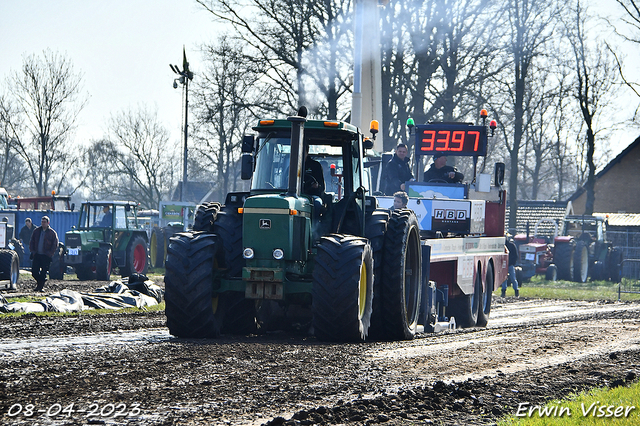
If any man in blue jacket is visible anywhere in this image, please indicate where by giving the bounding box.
[383,144,413,195]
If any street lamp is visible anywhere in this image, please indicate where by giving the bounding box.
[170,47,194,202]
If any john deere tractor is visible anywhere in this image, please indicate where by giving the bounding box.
[61,201,149,280]
[165,108,422,342]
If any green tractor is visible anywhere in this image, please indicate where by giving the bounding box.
[60,201,149,281]
[165,109,422,342]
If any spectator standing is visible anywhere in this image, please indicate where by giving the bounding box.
[501,236,519,297]
[382,144,413,195]
[19,218,35,267]
[29,216,59,292]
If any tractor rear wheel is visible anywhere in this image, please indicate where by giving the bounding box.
[213,207,244,278]
[149,227,165,268]
[48,246,65,280]
[608,248,623,283]
[449,266,481,328]
[96,246,112,281]
[0,249,19,290]
[193,202,221,233]
[122,235,148,278]
[364,208,390,339]
[554,242,575,280]
[165,232,222,338]
[312,234,374,342]
[477,263,493,327]
[573,241,589,283]
[378,210,421,340]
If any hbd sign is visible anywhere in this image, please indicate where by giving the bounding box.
[431,200,471,234]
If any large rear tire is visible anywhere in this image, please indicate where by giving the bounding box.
[378,210,421,340]
[48,246,65,280]
[149,227,165,268]
[96,246,112,281]
[477,263,494,327]
[554,242,575,280]
[573,241,589,283]
[312,234,374,342]
[165,232,222,338]
[122,235,148,277]
[0,249,19,290]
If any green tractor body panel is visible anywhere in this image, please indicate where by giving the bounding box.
[242,194,312,263]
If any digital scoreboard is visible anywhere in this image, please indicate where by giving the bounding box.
[415,123,488,157]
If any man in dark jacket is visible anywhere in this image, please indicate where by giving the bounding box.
[19,217,35,266]
[501,236,519,297]
[423,152,464,183]
[383,144,413,195]
[29,216,59,292]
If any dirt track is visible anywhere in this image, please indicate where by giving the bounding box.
[1,278,640,425]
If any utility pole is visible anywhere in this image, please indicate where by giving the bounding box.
[170,47,194,202]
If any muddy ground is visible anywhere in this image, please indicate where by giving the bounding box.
[1,277,640,425]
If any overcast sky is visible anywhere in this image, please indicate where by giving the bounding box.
[1,0,638,160]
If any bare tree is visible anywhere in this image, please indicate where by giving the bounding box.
[0,95,30,191]
[192,36,270,201]
[196,0,352,118]
[566,1,619,215]
[500,0,561,231]
[2,50,86,196]
[81,107,177,209]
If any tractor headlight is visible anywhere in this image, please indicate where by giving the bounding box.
[272,248,284,260]
[243,248,254,259]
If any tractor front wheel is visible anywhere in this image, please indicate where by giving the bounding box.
[48,246,65,280]
[312,234,374,342]
[165,232,222,338]
[545,264,558,281]
[96,246,112,281]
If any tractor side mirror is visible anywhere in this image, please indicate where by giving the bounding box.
[242,135,255,153]
[494,162,505,186]
[241,153,254,180]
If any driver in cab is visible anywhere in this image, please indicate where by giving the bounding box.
[303,144,325,197]
[423,152,464,183]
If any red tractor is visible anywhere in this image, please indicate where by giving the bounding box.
[513,218,559,282]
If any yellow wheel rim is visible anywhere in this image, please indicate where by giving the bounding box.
[359,261,367,319]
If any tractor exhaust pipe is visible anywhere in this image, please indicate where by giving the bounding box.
[287,107,307,197]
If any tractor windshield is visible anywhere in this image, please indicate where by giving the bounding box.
[251,137,344,193]
[251,137,291,191]
[79,204,114,228]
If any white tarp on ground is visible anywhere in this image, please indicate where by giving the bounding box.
[0,279,164,314]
